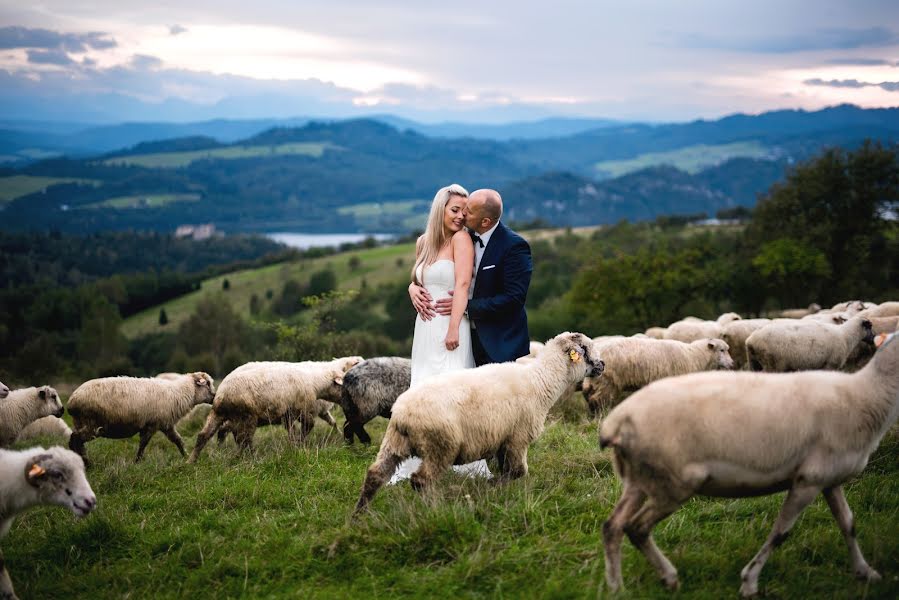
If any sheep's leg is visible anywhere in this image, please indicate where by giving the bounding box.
[342,419,356,444]
[739,484,820,597]
[284,416,300,444]
[135,427,158,462]
[410,456,451,497]
[823,485,881,582]
[68,430,92,466]
[319,409,338,431]
[162,426,187,457]
[297,415,314,442]
[623,498,681,590]
[0,547,19,600]
[354,451,405,514]
[216,421,230,445]
[189,411,224,463]
[355,421,371,445]
[497,445,529,482]
[602,484,647,592]
[234,421,257,453]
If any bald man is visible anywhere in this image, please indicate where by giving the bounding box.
[412,188,533,366]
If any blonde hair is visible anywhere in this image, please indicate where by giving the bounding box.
[412,183,469,285]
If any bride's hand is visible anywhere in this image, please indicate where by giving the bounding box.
[444,328,460,351]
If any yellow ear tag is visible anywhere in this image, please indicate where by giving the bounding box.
[29,464,45,478]
[569,350,581,363]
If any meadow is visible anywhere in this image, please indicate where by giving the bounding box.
[100,142,333,168]
[593,142,771,178]
[0,175,97,204]
[7,393,898,599]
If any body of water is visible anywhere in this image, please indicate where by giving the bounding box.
[266,232,396,250]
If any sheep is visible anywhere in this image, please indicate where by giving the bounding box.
[527,341,545,357]
[353,332,605,514]
[1,445,96,600]
[581,338,734,418]
[829,299,870,314]
[843,316,899,371]
[644,327,667,339]
[598,330,899,596]
[215,398,340,446]
[0,386,64,447]
[859,301,899,319]
[664,312,741,343]
[15,416,72,444]
[721,318,772,369]
[189,356,362,462]
[746,316,874,372]
[67,372,215,464]
[157,373,215,430]
[339,357,411,445]
[154,372,182,380]
[0,380,8,400]
[802,311,848,325]
[779,302,821,319]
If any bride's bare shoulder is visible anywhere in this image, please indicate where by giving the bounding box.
[452,229,474,248]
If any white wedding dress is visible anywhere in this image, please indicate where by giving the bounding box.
[389,259,492,484]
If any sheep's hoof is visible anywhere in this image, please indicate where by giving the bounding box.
[661,574,679,591]
[856,566,881,582]
[739,581,758,598]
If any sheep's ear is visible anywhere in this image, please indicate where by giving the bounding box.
[24,454,52,486]
[39,387,47,399]
[708,341,715,349]
[194,375,207,386]
[568,346,584,363]
[333,376,344,386]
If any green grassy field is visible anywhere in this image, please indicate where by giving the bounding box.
[594,142,771,178]
[0,175,97,203]
[7,394,898,599]
[82,193,202,209]
[101,142,335,168]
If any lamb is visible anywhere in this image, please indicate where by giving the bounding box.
[0,380,8,400]
[67,372,215,464]
[779,302,821,319]
[339,357,411,445]
[16,416,72,444]
[1,445,96,600]
[581,338,733,418]
[0,386,64,447]
[721,318,772,369]
[664,312,741,343]
[354,332,604,513]
[189,356,362,462]
[598,330,899,596]
[746,316,874,372]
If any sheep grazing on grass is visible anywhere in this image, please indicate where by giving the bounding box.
[354,332,604,514]
[746,316,874,372]
[0,386,63,447]
[16,416,72,444]
[189,357,362,461]
[664,312,741,343]
[339,357,411,445]
[721,318,772,370]
[67,373,215,464]
[0,380,8,400]
[1,445,96,600]
[598,330,899,597]
[779,303,822,319]
[581,338,734,418]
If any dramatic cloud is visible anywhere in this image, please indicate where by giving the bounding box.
[805,78,899,92]
[0,26,116,52]
[681,27,899,54]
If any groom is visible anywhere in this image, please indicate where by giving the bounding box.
[410,188,532,365]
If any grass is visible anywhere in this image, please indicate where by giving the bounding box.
[594,142,772,178]
[80,193,202,210]
[8,393,899,599]
[101,142,335,168]
[0,175,97,204]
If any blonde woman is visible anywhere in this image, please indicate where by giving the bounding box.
[392,183,490,482]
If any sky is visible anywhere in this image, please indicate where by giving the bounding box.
[1,0,898,124]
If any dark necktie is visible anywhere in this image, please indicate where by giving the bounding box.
[470,231,484,248]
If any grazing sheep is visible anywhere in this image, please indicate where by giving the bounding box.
[189,357,362,461]
[779,303,822,319]
[859,301,899,319]
[0,380,8,400]
[598,330,899,596]
[0,386,64,447]
[16,416,72,444]
[67,373,215,464]
[721,318,772,369]
[644,327,667,339]
[581,338,734,418]
[664,312,741,343]
[1,445,96,600]
[746,316,874,372]
[339,357,411,445]
[354,332,604,513]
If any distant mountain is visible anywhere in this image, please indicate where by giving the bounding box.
[371,115,623,140]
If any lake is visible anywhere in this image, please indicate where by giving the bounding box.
[265,232,396,250]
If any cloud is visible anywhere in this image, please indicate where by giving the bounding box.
[169,24,188,36]
[804,77,899,92]
[26,48,76,66]
[825,57,895,66]
[680,27,899,54]
[0,26,116,52]
[130,54,163,70]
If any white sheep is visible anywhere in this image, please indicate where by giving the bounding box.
[643,327,667,339]
[353,332,604,513]
[15,416,73,444]
[67,372,215,464]
[0,386,64,447]
[215,398,339,446]
[598,330,899,597]
[664,312,741,343]
[1,445,96,600]
[746,316,874,372]
[721,318,772,369]
[0,380,8,400]
[581,338,733,417]
[527,341,545,357]
[779,303,822,319]
[859,301,899,319]
[189,356,362,461]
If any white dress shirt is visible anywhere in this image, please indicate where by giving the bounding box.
[470,220,499,297]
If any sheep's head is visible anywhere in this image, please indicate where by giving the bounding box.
[191,372,216,405]
[321,372,345,403]
[336,355,364,373]
[701,339,734,370]
[553,332,605,378]
[36,385,64,418]
[24,447,97,518]
[716,312,742,325]
[858,318,875,345]
[0,380,9,399]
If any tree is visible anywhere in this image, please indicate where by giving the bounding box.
[222,278,231,290]
[348,255,362,271]
[307,268,337,297]
[158,307,169,326]
[249,293,261,316]
[752,238,830,307]
[176,296,248,377]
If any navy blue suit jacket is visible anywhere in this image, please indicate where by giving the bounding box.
[468,222,532,364]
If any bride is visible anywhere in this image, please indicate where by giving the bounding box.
[390,183,492,484]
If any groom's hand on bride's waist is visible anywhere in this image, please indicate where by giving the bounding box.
[434,291,454,317]
[409,282,436,320]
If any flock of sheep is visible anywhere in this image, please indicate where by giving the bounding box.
[1,299,898,598]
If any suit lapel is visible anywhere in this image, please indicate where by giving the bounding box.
[474,222,507,294]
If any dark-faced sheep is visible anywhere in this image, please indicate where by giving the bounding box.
[339,357,411,444]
